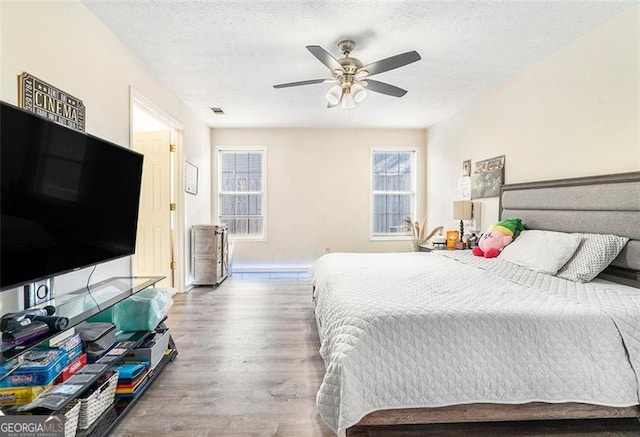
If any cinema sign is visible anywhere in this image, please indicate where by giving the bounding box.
[18,72,86,132]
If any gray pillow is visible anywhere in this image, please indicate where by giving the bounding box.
[556,233,629,282]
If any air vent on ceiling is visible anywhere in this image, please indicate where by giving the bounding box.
[210,107,225,115]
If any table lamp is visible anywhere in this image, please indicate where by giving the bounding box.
[452,201,473,240]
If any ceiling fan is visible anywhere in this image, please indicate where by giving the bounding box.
[273,40,421,109]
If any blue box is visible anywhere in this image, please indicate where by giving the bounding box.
[52,333,83,362]
[0,349,67,387]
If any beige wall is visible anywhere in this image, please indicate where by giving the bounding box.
[1,1,637,294]
[426,6,640,234]
[212,128,426,270]
[1,1,211,306]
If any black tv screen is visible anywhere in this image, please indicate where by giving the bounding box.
[1,102,144,291]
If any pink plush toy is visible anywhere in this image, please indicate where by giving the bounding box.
[472,218,523,258]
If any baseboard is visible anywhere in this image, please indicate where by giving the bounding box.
[230,265,312,274]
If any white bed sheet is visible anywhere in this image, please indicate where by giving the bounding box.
[311,251,640,435]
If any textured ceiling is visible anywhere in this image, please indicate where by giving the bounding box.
[82,1,633,129]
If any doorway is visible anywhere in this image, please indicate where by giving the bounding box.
[131,91,185,291]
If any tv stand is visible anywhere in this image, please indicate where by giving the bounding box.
[0,276,178,436]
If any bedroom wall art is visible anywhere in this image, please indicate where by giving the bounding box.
[18,72,86,132]
[462,159,471,177]
[471,155,505,198]
[185,161,198,195]
[458,177,471,200]
[458,159,472,200]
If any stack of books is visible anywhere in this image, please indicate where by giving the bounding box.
[114,361,150,402]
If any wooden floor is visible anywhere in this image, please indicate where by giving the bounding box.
[111,277,640,437]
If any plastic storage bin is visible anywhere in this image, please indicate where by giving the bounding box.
[89,288,174,332]
[133,329,171,369]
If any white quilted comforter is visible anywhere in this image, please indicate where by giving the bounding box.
[311,251,640,435]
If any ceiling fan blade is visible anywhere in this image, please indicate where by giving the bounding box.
[359,51,421,77]
[363,79,408,97]
[273,79,328,89]
[306,45,345,73]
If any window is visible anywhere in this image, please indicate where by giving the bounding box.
[218,148,265,238]
[371,149,416,238]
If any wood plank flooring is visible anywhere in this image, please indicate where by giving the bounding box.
[111,277,640,437]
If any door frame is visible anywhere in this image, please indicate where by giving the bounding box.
[129,88,185,293]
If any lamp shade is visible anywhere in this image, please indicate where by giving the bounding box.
[341,89,356,109]
[326,85,342,105]
[351,83,368,103]
[452,201,473,220]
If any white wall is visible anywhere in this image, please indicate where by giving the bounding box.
[1,1,211,310]
[2,1,637,298]
[211,128,426,270]
[426,6,640,234]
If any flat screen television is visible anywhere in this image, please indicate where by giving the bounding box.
[1,101,144,291]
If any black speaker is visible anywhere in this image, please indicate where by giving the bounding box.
[23,278,55,308]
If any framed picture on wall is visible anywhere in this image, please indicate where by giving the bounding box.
[462,159,471,177]
[470,155,505,199]
[185,161,198,195]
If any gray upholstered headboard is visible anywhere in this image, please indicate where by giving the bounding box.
[500,171,640,286]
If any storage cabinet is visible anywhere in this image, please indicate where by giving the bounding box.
[191,225,229,285]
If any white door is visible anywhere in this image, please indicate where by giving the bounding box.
[134,130,173,287]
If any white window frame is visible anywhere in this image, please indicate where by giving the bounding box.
[370,147,418,241]
[216,146,266,241]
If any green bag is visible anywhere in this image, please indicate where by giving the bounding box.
[89,288,174,332]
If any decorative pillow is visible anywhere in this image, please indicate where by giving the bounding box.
[499,230,583,275]
[556,233,629,282]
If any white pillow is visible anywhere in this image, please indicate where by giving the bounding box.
[556,233,629,282]
[499,230,583,275]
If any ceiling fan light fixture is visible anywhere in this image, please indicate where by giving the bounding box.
[342,89,356,109]
[326,85,342,105]
[351,84,368,103]
[274,40,420,110]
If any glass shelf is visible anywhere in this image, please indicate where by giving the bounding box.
[1,276,164,363]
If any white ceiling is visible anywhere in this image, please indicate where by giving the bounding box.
[82,1,634,129]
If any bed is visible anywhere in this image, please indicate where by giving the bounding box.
[310,171,640,436]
